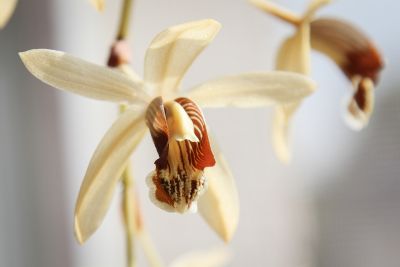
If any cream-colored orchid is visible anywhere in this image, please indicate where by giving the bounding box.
[19,19,315,244]
[0,0,18,29]
[250,0,384,163]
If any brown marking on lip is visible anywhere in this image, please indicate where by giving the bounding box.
[146,97,215,212]
[152,174,174,206]
[353,79,367,111]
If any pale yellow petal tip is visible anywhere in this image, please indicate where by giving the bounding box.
[19,50,37,71]
[73,216,86,245]
[89,0,105,12]
[150,19,222,49]
[199,160,240,243]
[275,146,291,164]
[0,0,18,29]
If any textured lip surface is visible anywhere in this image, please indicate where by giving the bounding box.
[145,97,215,213]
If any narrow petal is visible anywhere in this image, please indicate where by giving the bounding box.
[301,0,331,22]
[19,49,150,104]
[248,0,301,26]
[186,72,316,108]
[198,138,239,242]
[310,18,384,83]
[74,107,147,244]
[273,23,311,163]
[344,77,375,130]
[0,0,17,29]
[169,247,231,267]
[144,19,221,95]
[89,0,104,12]
[146,97,215,213]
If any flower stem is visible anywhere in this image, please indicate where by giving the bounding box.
[114,0,136,265]
[121,163,136,267]
[117,0,134,40]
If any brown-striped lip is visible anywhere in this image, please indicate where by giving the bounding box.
[145,96,216,212]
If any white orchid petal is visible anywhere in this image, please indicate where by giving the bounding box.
[0,0,17,29]
[198,139,239,242]
[169,247,231,267]
[19,49,150,105]
[144,19,221,94]
[89,0,104,12]
[74,107,147,244]
[273,23,311,163]
[187,72,316,108]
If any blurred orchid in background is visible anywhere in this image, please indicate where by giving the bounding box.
[0,0,17,29]
[19,19,315,244]
[250,0,384,163]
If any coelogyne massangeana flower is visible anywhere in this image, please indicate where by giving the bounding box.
[0,0,18,29]
[19,19,315,243]
[250,0,384,163]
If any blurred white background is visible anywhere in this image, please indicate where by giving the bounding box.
[1,0,399,267]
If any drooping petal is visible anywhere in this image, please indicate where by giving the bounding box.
[169,247,231,267]
[198,138,239,242]
[144,19,221,95]
[0,0,17,29]
[273,22,311,163]
[186,72,316,108]
[74,107,147,244]
[146,97,215,213]
[19,49,150,105]
[310,18,384,83]
[310,18,383,130]
[89,0,104,12]
[344,77,375,130]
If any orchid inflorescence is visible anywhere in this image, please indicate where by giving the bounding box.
[7,0,383,266]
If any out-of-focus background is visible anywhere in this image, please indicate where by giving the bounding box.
[1,0,399,266]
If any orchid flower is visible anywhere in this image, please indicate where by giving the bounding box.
[19,19,315,243]
[250,0,384,163]
[0,0,18,29]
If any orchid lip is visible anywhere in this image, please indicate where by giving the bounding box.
[145,97,215,213]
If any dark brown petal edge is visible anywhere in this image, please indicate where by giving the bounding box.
[310,18,384,83]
